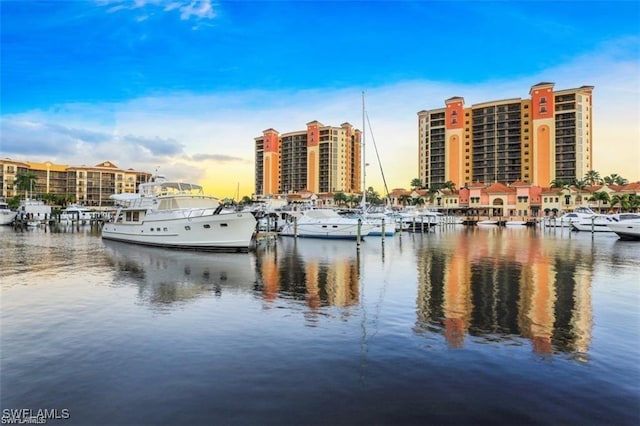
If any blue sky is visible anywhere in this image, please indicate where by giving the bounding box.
[2,0,639,197]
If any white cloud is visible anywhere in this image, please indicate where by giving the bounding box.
[99,0,216,21]
[3,38,639,197]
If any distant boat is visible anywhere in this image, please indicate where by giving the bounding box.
[101,176,256,251]
[477,219,498,226]
[0,200,17,225]
[279,209,376,240]
[60,204,95,224]
[544,206,595,228]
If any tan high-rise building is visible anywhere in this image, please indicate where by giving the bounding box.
[255,121,362,196]
[418,82,594,189]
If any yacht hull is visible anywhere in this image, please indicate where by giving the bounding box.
[0,211,17,225]
[608,222,640,241]
[102,212,256,251]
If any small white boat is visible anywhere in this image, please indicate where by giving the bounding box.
[101,176,257,251]
[279,209,376,239]
[477,219,498,226]
[505,220,527,226]
[0,200,17,225]
[608,219,640,241]
[60,204,95,224]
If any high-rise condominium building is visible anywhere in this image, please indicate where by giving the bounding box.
[417,82,594,189]
[255,121,362,196]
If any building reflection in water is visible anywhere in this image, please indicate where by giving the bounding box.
[255,238,360,325]
[103,240,258,309]
[415,227,593,358]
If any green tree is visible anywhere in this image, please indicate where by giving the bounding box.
[365,187,382,205]
[583,170,601,186]
[398,194,412,206]
[610,194,628,212]
[442,181,456,192]
[14,172,38,198]
[590,191,610,212]
[410,178,423,190]
[629,194,640,212]
[241,196,253,205]
[573,179,588,204]
[549,178,570,189]
[333,192,347,207]
[603,173,628,186]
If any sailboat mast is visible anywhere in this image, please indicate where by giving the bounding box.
[361,91,366,210]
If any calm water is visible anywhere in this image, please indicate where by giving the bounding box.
[1,224,639,425]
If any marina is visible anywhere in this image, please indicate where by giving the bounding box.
[1,224,639,425]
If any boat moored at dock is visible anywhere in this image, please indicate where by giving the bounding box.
[279,209,376,239]
[0,200,17,225]
[101,176,256,251]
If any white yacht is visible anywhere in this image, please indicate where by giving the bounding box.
[60,204,95,224]
[101,177,257,251]
[544,206,595,228]
[608,218,640,241]
[0,200,17,225]
[279,209,376,239]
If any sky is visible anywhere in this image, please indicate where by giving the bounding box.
[1,0,639,198]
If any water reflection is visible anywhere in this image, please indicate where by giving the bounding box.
[103,240,257,308]
[255,238,360,318]
[415,227,593,358]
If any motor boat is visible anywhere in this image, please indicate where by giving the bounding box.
[101,176,256,251]
[279,208,376,239]
[59,204,95,224]
[608,219,640,241]
[544,206,595,228]
[0,200,17,225]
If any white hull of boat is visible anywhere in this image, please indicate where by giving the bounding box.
[102,212,256,251]
[607,221,640,241]
[505,221,527,226]
[477,220,498,226]
[571,220,615,233]
[0,211,17,225]
[279,222,376,239]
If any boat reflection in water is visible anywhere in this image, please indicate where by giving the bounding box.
[102,240,258,308]
[414,227,593,359]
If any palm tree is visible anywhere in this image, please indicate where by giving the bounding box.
[629,194,640,212]
[610,194,627,212]
[333,192,347,207]
[410,178,424,190]
[583,170,601,186]
[549,178,570,189]
[573,179,587,204]
[442,180,456,192]
[590,191,610,213]
[14,172,38,198]
[398,194,412,207]
[603,173,628,186]
[365,187,382,205]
